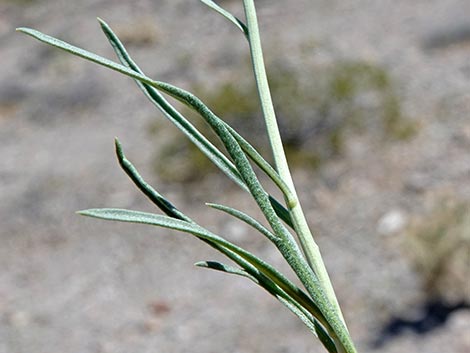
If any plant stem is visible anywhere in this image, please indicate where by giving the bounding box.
[242,0,346,327]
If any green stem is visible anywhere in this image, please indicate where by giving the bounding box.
[242,0,346,328]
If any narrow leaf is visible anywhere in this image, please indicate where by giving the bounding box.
[196,260,336,352]
[200,0,248,36]
[114,138,191,222]
[78,208,328,328]
[206,202,277,242]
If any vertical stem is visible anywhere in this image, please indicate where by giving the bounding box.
[242,0,346,327]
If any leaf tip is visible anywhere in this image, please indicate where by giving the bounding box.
[16,27,30,34]
[76,209,91,216]
[97,17,109,29]
[194,261,209,268]
[114,137,125,159]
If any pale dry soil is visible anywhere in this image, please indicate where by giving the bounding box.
[1,1,469,353]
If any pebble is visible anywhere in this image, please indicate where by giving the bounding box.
[377,209,408,235]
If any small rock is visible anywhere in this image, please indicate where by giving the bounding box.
[223,220,249,242]
[377,209,408,235]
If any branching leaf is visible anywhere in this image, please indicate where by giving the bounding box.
[17,26,295,228]
[96,19,295,228]
[96,20,246,192]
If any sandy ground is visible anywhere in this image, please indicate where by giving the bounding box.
[1,1,469,353]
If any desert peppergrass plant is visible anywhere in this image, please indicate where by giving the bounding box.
[18,1,358,352]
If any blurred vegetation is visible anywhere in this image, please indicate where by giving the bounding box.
[0,0,36,4]
[149,57,417,183]
[401,196,470,304]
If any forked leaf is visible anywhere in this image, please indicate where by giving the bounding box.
[96,19,294,228]
[200,0,248,36]
[18,26,294,228]
[97,20,245,192]
[17,26,247,192]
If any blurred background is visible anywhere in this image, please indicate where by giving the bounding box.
[1,0,469,352]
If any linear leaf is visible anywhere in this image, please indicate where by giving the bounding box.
[16,28,285,231]
[196,260,336,353]
[78,208,328,327]
[80,207,336,351]
[114,138,191,222]
[195,261,255,280]
[200,0,248,36]
[206,202,277,242]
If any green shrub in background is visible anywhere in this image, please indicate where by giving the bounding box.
[401,195,470,304]
[152,57,416,182]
